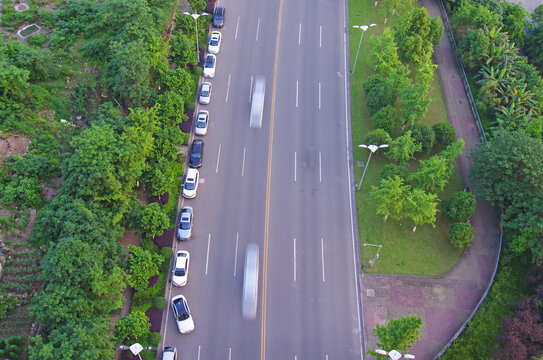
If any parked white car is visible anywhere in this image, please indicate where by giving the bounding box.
[199,82,212,104]
[195,110,208,136]
[171,295,195,334]
[172,251,190,286]
[208,31,222,54]
[203,54,216,78]
[182,168,199,199]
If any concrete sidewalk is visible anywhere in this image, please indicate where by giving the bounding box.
[360,0,501,358]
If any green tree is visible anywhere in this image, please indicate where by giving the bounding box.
[404,188,439,231]
[139,202,171,237]
[379,163,410,183]
[386,131,422,164]
[533,4,543,23]
[502,1,532,48]
[395,7,443,64]
[451,1,501,30]
[525,25,543,71]
[457,28,490,70]
[372,105,399,133]
[448,222,474,248]
[362,129,392,146]
[127,245,164,292]
[369,28,409,89]
[144,158,177,197]
[433,122,457,148]
[405,123,435,154]
[442,191,476,222]
[30,319,115,360]
[400,81,431,125]
[114,310,151,343]
[369,315,423,356]
[370,176,411,221]
[0,61,30,101]
[366,81,396,116]
[169,33,198,67]
[410,154,449,193]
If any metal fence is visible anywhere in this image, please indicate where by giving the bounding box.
[438,0,487,145]
[433,2,501,358]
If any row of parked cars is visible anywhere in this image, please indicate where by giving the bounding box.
[162,7,227,359]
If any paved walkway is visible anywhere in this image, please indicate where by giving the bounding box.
[361,0,501,358]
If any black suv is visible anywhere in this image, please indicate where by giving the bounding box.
[189,139,204,168]
[213,6,225,28]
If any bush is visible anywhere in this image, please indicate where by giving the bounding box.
[366,82,396,116]
[362,129,392,147]
[457,29,490,70]
[0,335,25,359]
[363,74,385,97]
[448,222,474,248]
[379,164,410,183]
[27,34,47,47]
[152,296,166,310]
[160,246,173,261]
[405,124,435,155]
[372,105,399,134]
[442,191,476,222]
[433,122,457,148]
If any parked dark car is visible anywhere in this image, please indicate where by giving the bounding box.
[189,139,204,168]
[213,6,225,28]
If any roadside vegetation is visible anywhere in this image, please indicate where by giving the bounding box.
[350,0,466,276]
[0,0,210,358]
[436,0,543,358]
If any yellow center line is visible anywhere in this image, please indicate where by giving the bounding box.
[260,0,284,358]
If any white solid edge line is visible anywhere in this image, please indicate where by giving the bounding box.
[344,23,365,360]
[235,16,240,39]
[205,234,211,275]
[321,238,325,282]
[234,232,239,276]
[216,143,221,173]
[225,73,231,103]
[242,147,246,177]
[293,237,297,282]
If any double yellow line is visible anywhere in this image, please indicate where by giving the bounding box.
[260,0,285,358]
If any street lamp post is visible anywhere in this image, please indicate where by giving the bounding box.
[375,349,415,359]
[183,11,209,62]
[357,143,389,191]
[351,23,376,74]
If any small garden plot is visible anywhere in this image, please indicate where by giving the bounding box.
[13,3,29,11]
[18,24,40,38]
[0,248,40,338]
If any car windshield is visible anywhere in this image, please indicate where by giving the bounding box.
[174,268,186,276]
[205,57,214,67]
[197,120,206,128]
[180,220,190,230]
[201,90,209,96]
[191,153,201,159]
[175,302,190,320]
[211,38,218,45]
[185,180,195,190]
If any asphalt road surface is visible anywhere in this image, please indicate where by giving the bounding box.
[161,0,363,358]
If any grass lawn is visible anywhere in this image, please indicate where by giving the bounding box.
[349,0,464,275]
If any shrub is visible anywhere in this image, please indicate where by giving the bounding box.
[442,191,476,222]
[115,311,151,343]
[0,335,25,359]
[457,29,490,70]
[27,34,47,47]
[433,122,457,148]
[448,222,474,248]
[372,105,399,134]
[148,331,162,346]
[160,246,173,261]
[363,74,385,97]
[379,164,410,183]
[152,297,166,310]
[366,82,396,116]
[405,124,435,155]
[362,129,392,147]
